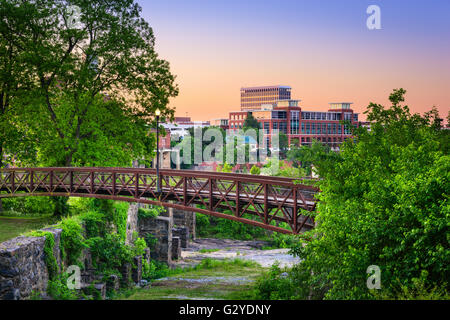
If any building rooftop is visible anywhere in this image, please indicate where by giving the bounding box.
[240,85,291,91]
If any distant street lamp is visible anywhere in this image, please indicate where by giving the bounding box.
[155,108,161,194]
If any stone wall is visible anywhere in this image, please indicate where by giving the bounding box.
[125,203,140,245]
[0,236,49,300]
[161,207,196,240]
[173,227,189,248]
[138,216,172,265]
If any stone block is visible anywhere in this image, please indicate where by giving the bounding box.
[138,216,172,265]
[106,274,120,292]
[165,208,196,240]
[173,227,189,248]
[132,256,142,283]
[120,263,132,287]
[172,237,181,260]
[81,283,106,300]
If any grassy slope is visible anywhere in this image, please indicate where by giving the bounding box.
[117,259,266,300]
[0,216,55,243]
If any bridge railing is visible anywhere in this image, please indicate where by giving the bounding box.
[0,167,319,234]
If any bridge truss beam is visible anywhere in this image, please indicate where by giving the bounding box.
[0,168,319,234]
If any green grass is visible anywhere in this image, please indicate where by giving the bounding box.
[0,215,56,243]
[198,248,220,254]
[116,258,266,300]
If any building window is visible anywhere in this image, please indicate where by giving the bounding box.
[290,111,299,134]
[328,123,332,134]
[301,122,305,134]
[306,123,310,134]
[311,123,316,134]
[344,124,351,135]
[332,123,336,134]
[317,123,322,134]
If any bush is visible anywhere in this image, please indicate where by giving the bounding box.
[85,233,133,273]
[2,197,55,216]
[30,230,58,280]
[138,206,164,219]
[250,165,260,175]
[47,273,78,300]
[82,210,108,238]
[287,89,450,299]
[60,218,86,266]
[254,263,296,300]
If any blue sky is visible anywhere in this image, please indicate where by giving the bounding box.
[136,0,450,120]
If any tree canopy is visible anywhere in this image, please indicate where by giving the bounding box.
[285,89,448,299]
[0,0,178,167]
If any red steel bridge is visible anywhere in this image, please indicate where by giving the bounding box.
[0,168,319,234]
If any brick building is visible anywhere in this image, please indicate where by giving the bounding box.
[229,100,359,150]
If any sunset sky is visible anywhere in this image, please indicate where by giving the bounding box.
[137,0,450,122]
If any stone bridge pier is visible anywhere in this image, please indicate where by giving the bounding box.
[137,205,196,265]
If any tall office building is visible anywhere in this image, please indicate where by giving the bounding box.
[240,85,291,111]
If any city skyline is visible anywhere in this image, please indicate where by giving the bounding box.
[137,0,450,122]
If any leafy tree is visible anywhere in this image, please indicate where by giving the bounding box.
[1,0,178,215]
[285,89,449,299]
[287,141,338,176]
[0,0,178,167]
[243,112,259,131]
[217,162,233,173]
[250,165,260,175]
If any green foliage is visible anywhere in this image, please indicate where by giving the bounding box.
[82,211,109,238]
[254,263,296,300]
[113,202,130,242]
[144,260,171,280]
[46,273,78,300]
[133,237,147,257]
[196,212,270,240]
[144,233,158,250]
[138,206,164,219]
[217,162,233,173]
[260,160,306,178]
[60,218,86,266]
[197,258,258,270]
[30,230,58,280]
[372,271,450,300]
[250,165,261,175]
[1,197,55,216]
[243,113,260,131]
[288,89,449,299]
[85,234,133,273]
[198,248,220,253]
[287,141,337,176]
[0,0,177,169]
